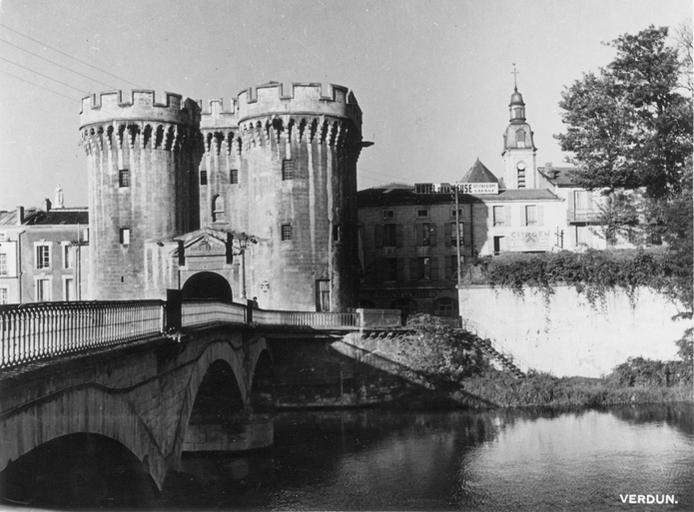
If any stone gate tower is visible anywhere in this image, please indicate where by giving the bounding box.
[199,82,363,311]
[80,91,202,299]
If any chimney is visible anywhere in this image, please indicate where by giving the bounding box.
[44,198,52,212]
[15,206,24,225]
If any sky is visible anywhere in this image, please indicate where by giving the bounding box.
[0,0,690,208]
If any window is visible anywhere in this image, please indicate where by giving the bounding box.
[35,244,50,269]
[445,255,460,280]
[281,223,292,241]
[415,223,436,246]
[451,208,463,218]
[383,224,397,247]
[282,159,295,180]
[516,128,526,148]
[448,222,466,246]
[200,170,208,185]
[493,236,505,255]
[0,253,7,276]
[35,278,51,302]
[120,227,131,246]
[383,210,394,220]
[230,169,239,184]
[0,287,7,304]
[574,190,591,210]
[316,280,330,312]
[118,168,130,187]
[212,195,225,222]
[384,258,398,281]
[493,206,505,226]
[82,228,89,243]
[63,243,73,269]
[434,297,456,317]
[411,257,432,280]
[332,224,341,242]
[416,209,429,218]
[576,225,591,245]
[517,166,526,188]
[525,205,538,226]
[63,277,74,301]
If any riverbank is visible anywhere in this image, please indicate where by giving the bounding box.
[461,368,694,409]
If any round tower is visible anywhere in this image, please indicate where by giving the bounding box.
[199,82,364,311]
[80,90,201,300]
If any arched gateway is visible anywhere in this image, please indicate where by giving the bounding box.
[182,271,233,300]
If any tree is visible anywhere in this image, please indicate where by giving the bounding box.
[556,26,692,199]
[556,25,693,314]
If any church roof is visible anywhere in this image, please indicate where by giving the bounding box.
[509,89,525,106]
[462,159,499,184]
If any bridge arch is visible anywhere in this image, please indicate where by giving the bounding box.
[0,387,167,489]
[182,271,233,300]
[173,337,250,457]
[1,432,156,507]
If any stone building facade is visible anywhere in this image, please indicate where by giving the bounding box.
[0,202,89,304]
[80,83,365,311]
[356,86,566,316]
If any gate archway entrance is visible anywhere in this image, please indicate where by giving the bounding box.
[182,272,233,301]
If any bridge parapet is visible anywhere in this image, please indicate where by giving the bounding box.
[0,300,165,370]
[0,296,410,371]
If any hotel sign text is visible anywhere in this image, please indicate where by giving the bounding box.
[456,182,499,195]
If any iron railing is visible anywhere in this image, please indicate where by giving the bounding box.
[0,300,164,369]
[251,309,359,329]
[0,297,411,371]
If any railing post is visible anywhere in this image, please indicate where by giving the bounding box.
[166,289,182,332]
[245,299,253,324]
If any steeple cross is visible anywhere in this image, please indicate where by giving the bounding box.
[511,63,519,91]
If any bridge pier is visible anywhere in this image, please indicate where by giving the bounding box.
[182,413,274,453]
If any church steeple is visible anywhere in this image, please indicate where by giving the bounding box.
[502,64,537,188]
[509,64,526,122]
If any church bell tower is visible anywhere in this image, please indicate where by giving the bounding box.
[502,65,537,189]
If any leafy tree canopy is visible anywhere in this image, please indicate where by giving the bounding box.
[556,26,692,199]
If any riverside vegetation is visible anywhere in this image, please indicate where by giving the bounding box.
[392,314,693,410]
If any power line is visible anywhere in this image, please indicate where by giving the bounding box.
[0,37,118,89]
[0,69,77,101]
[0,55,86,93]
[0,22,141,88]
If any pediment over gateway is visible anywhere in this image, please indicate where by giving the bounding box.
[175,229,232,257]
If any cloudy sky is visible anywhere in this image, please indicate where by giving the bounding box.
[0,0,690,208]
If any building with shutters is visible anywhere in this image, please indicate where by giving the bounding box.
[0,194,89,304]
[355,84,567,316]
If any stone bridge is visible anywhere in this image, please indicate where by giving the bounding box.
[0,296,499,497]
[0,297,403,492]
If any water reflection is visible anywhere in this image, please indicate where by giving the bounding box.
[160,404,693,511]
[3,404,691,509]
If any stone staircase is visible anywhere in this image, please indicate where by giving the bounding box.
[455,330,525,378]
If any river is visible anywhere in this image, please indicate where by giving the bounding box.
[160,403,693,511]
[3,403,692,510]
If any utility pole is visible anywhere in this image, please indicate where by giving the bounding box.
[454,186,462,286]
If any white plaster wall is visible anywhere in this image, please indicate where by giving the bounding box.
[458,285,689,377]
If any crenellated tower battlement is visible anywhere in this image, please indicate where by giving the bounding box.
[81,90,200,127]
[80,81,365,310]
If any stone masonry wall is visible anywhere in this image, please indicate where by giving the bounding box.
[458,285,688,377]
